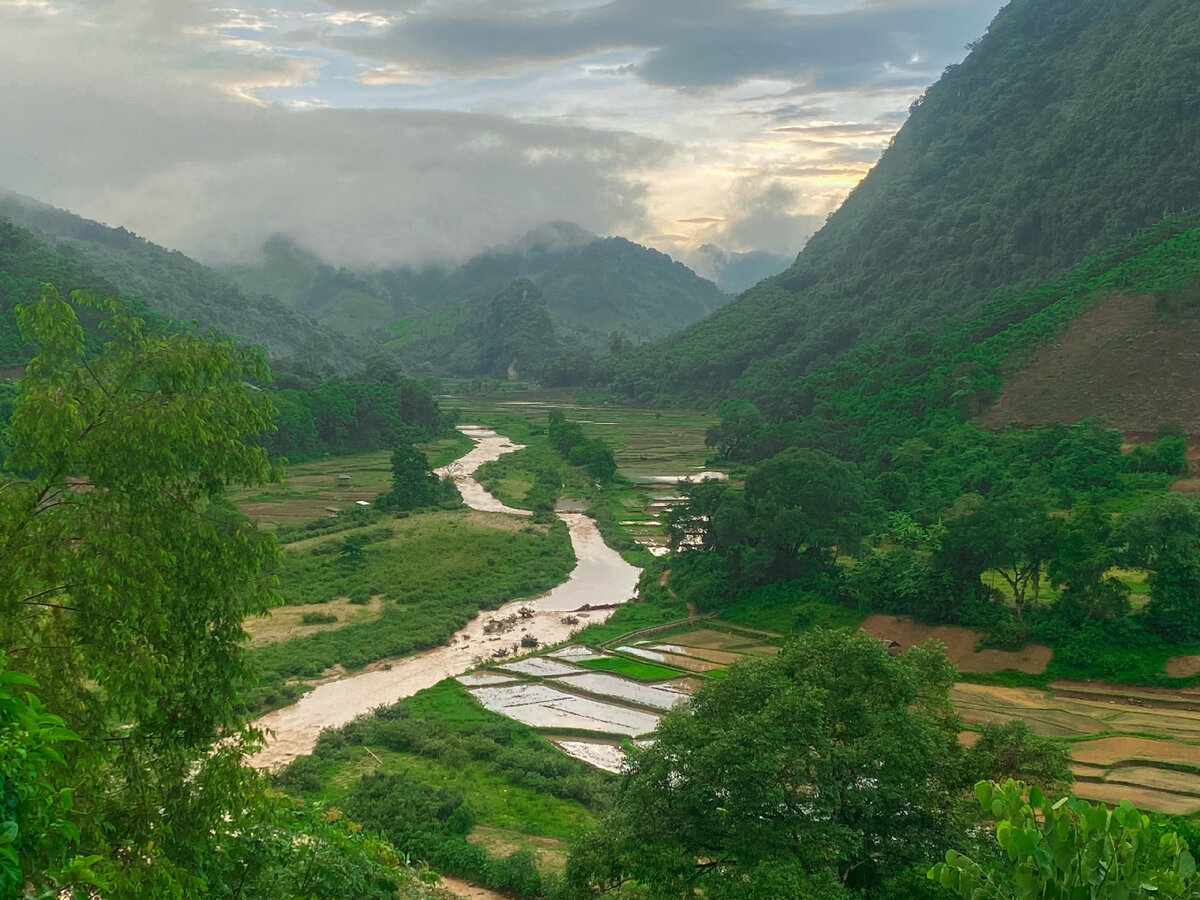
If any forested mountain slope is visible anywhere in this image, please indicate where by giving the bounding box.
[0,191,362,369]
[230,222,730,349]
[728,214,1200,465]
[389,278,560,379]
[608,0,1200,409]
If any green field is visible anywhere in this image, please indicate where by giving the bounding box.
[445,387,719,476]
[231,431,472,528]
[274,680,608,885]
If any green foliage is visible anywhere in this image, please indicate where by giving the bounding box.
[963,722,1074,792]
[548,410,617,484]
[607,0,1200,407]
[0,657,89,897]
[260,374,452,461]
[1118,494,1200,643]
[0,287,427,896]
[720,582,865,633]
[931,779,1200,899]
[566,630,967,899]
[276,681,608,895]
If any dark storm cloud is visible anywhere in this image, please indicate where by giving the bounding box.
[326,0,1000,91]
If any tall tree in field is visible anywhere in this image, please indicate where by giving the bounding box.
[1119,494,1200,642]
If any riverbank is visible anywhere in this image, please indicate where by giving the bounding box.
[252,426,641,769]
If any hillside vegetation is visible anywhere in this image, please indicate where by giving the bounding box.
[608,0,1200,408]
[229,223,730,356]
[0,191,362,368]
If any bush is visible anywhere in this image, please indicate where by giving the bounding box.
[301,612,338,625]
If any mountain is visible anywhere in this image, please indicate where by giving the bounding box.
[0,191,362,369]
[732,215,1200,464]
[684,244,792,295]
[387,278,559,379]
[607,0,1200,410]
[227,222,731,351]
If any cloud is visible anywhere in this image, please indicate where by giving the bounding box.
[0,2,669,266]
[323,0,1001,91]
[689,177,829,256]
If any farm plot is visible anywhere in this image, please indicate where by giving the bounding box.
[952,682,1200,814]
[617,646,726,672]
[550,740,627,774]
[556,672,693,710]
[861,614,1053,674]
[469,683,661,736]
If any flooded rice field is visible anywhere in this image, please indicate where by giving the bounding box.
[469,683,661,736]
[496,657,585,677]
[551,740,627,774]
[555,672,693,710]
[617,646,726,672]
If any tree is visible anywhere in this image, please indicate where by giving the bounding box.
[0,287,425,896]
[565,629,966,899]
[938,491,1061,619]
[1119,494,1200,642]
[931,780,1200,900]
[743,447,870,579]
[705,398,763,462]
[964,722,1074,791]
[376,443,453,512]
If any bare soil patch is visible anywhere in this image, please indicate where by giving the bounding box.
[861,615,1052,673]
[979,291,1200,434]
[1071,737,1200,768]
[439,875,510,900]
[244,596,383,647]
[1072,782,1200,816]
[1167,655,1200,678]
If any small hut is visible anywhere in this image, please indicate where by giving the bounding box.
[337,473,351,487]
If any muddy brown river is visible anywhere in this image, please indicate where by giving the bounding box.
[251,426,642,770]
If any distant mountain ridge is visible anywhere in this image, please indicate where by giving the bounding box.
[0,191,361,369]
[227,223,731,352]
[607,0,1200,410]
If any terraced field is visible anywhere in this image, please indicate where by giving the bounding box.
[460,624,783,771]
[953,681,1200,814]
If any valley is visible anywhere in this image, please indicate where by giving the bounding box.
[5,0,1200,895]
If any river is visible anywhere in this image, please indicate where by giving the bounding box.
[251,426,642,770]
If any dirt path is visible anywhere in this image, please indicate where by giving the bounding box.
[250,426,641,770]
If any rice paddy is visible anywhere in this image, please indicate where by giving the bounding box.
[953,681,1200,814]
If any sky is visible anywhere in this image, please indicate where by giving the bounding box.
[0,0,1005,268]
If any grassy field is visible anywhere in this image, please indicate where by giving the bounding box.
[231,432,472,529]
[275,679,607,881]
[445,387,718,476]
[243,510,576,711]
